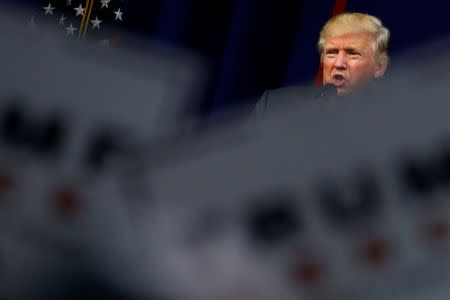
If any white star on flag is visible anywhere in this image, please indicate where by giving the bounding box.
[74,4,85,16]
[66,0,72,6]
[100,0,111,9]
[59,14,66,25]
[43,3,56,15]
[66,23,77,36]
[90,17,102,29]
[114,8,123,21]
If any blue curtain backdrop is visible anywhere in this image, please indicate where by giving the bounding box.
[6,0,450,117]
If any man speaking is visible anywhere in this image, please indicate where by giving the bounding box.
[255,12,390,114]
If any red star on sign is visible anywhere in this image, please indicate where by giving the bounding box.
[51,184,81,219]
[0,171,15,193]
[292,258,323,287]
[429,222,448,241]
[357,237,391,267]
[419,219,449,251]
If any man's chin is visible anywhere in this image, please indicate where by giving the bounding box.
[336,86,352,96]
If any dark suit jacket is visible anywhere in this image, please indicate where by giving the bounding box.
[253,85,336,118]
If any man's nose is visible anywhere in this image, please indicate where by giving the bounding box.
[333,52,347,69]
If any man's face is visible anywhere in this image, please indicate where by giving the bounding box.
[322,32,386,95]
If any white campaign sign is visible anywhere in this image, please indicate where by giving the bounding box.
[139,46,450,300]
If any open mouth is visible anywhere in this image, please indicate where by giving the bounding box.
[331,74,346,86]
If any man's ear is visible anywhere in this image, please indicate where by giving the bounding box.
[374,56,388,79]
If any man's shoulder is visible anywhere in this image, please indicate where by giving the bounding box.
[265,85,318,100]
[255,85,320,116]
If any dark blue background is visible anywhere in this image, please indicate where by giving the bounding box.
[6,0,450,116]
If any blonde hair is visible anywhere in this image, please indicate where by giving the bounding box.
[317,12,390,61]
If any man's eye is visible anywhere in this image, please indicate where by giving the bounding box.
[349,51,361,56]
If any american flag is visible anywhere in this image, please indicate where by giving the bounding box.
[34,0,127,45]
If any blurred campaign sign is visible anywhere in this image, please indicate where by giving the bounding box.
[128,40,450,300]
[0,4,205,299]
[0,4,205,173]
